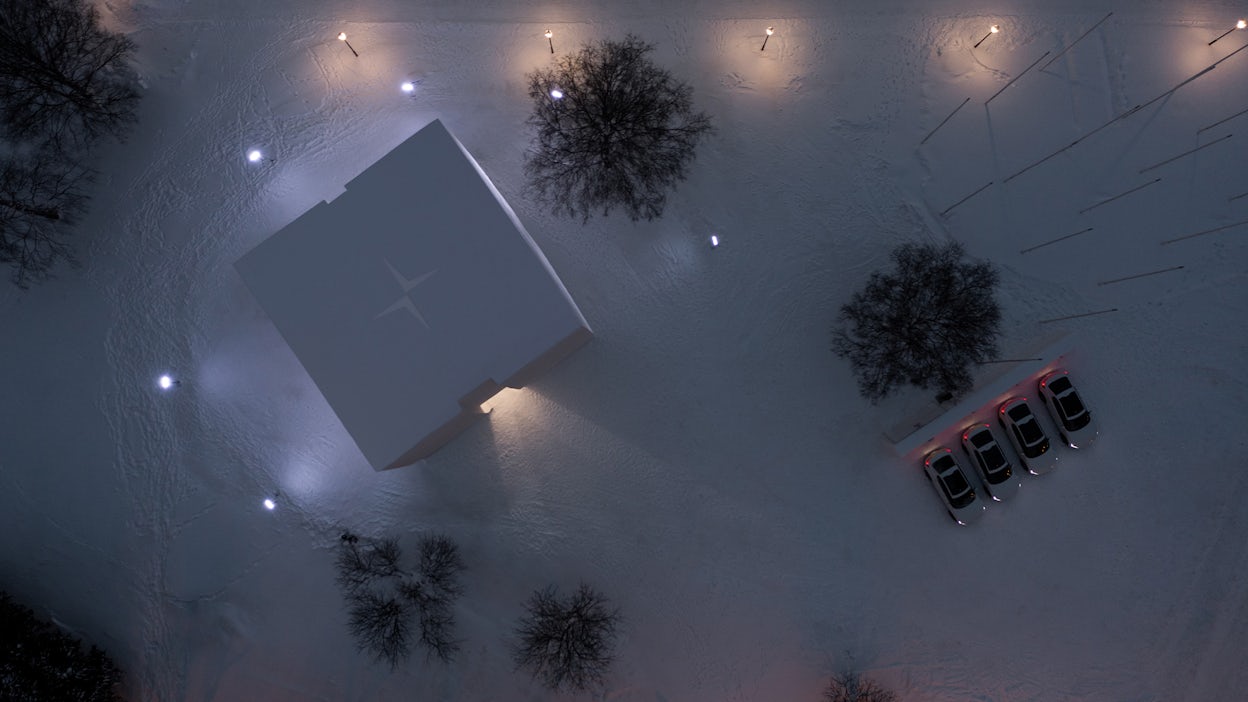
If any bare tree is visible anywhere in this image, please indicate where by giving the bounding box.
[335,535,403,594]
[0,0,140,147]
[347,591,412,670]
[0,147,90,288]
[512,583,621,693]
[334,531,465,667]
[418,533,466,597]
[823,671,898,702]
[524,34,713,222]
[832,241,1000,402]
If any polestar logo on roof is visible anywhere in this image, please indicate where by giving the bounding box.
[375,259,437,329]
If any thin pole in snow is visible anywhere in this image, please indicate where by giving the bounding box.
[338,32,359,57]
[1019,227,1095,254]
[545,29,554,54]
[1096,266,1184,287]
[1138,134,1233,174]
[1004,104,1142,183]
[1041,12,1114,71]
[1229,190,1248,201]
[1160,218,1248,245]
[1078,178,1162,214]
[1208,19,1246,47]
[940,181,994,216]
[1007,61,1225,183]
[761,26,774,51]
[985,51,1050,105]
[1199,105,1248,133]
[973,24,1001,49]
[920,97,971,145]
[1037,308,1119,324]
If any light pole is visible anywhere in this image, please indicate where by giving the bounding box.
[973,24,1000,49]
[761,26,774,51]
[545,29,554,54]
[338,32,358,57]
[1209,19,1247,46]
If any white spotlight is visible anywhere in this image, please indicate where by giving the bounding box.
[158,374,175,390]
[400,81,415,93]
[247,149,263,163]
[263,497,276,510]
[550,88,564,99]
[710,235,720,247]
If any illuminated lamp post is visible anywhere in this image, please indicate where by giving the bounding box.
[974,24,1000,49]
[1208,19,1247,46]
[761,26,774,51]
[545,29,554,54]
[401,81,415,94]
[338,32,359,57]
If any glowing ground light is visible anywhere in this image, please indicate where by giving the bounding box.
[401,81,415,93]
[247,149,263,163]
[761,26,774,51]
[974,24,1000,48]
[263,498,276,510]
[1209,19,1247,45]
[158,374,175,389]
[710,235,720,247]
[550,88,564,99]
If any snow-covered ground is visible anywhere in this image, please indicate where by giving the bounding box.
[2,0,1246,699]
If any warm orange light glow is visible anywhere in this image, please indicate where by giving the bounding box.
[766,26,775,36]
[481,387,525,413]
[544,29,553,39]
[1238,19,1247,29]
[990,24,1000,33]
[337,32,347,41]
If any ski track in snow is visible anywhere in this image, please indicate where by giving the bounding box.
[2,1,1246,700]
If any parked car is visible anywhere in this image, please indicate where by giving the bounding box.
[923,448,987,525]
[961,423,1021,501]
[998,397,1058,474]
[1038,368,1098,448]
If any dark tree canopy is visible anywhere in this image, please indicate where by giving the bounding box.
[0,148,90,288]
[334,532,466,668]
[512,583,621,693]
[0,0,140,288]
[832,241,1001,402]
[524,34,713,222]
[0,591,122,702]
[0,0,140,146]
[823,670,898,702]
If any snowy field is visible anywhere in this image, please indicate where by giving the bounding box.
[2,0,1247,699]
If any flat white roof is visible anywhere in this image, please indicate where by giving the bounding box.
[235,119,590,470]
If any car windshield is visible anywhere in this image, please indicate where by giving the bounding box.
[1049,376,1073,394]
[981,445,1008,474]
[933,454,955,472]
[941,470,974,508]
[970,430,993,448]
[1058,392,1090,430]
[1023,433,1049,458]
[1007,404,1031,422]
[1017,415,1043,444]
[986,462,1012,484]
